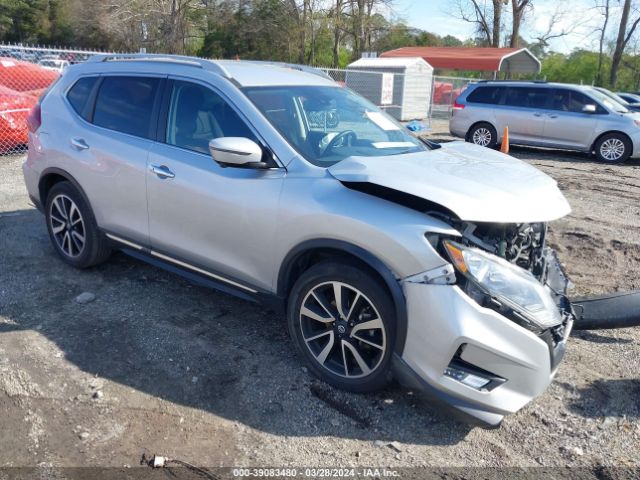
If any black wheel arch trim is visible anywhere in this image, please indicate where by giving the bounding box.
[278,238,408,355]
[38,167,93,214]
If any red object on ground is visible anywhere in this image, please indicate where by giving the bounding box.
[0,57,60,92]
[0,84,35,151]
[381,47,540,73]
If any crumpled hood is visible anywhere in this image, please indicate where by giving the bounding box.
[328,141,571,223]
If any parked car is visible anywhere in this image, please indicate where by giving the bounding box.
[591,86,640,112]
[37,58,70,73]
[0,84,33,151]
[451,81,640,163]
[0,56,60,94]
[616,92,640,104]
[24,54,577,426]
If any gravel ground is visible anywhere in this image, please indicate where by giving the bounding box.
[1,124,639,477]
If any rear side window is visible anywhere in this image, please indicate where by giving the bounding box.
[93,76,160,139]
[466,86,501,104]
[67,77,98,119]
[503,87,548,109]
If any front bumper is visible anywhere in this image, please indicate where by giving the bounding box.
[397,282,571,427]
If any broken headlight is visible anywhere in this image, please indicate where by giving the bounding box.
[443,241,563,329]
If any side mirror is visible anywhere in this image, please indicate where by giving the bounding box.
[208,137,267,168]
[582,104,597,114]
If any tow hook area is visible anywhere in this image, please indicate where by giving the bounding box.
[571,291,640,330]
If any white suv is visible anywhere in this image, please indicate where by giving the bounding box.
[23,55,575,426]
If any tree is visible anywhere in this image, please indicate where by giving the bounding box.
[452,0,508,47]
[610,0,640,87]
[594,0,611,86]
[509,0,531,48]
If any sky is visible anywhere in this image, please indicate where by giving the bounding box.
[390,0,598,54]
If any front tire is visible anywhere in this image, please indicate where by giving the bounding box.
[594,133,631,163]
[45,181,111,268]
[288,262,395,393]
[467,122,498,149]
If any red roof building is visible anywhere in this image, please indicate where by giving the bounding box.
[381,47,540,74]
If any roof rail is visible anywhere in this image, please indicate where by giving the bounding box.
[240,60,333,81]
[87,53,232,78]
[478,79,547,83]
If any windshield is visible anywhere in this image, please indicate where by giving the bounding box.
[242,85,426,167]
[590,88,630,113]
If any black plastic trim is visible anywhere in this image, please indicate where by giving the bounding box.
[38,167,93,213]
[277,239,408,355]
[121,248,259,303]
[103,232,283,309]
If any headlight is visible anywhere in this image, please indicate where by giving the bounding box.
[443,241,562,329]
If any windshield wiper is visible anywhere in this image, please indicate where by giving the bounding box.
[420,138,442,150]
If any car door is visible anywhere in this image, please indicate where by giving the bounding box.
[65,74,164,245]
[542,89,603,150]
[146,79,286,292]
[493,86,548,144]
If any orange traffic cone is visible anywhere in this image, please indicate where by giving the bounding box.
[500,126,510,154]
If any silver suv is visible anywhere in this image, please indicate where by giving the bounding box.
[23,55,575,426]
[450,81,640,163]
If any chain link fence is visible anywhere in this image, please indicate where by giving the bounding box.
[0,44,111,153]
[0,43,477,153]
[429,75,475,120]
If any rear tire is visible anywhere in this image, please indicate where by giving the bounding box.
[45,181,111,268]
[594,133,631,163]
[288,262,395,393]
[467,122,498,149]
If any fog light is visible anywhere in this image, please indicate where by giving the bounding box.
[444,366,491,390]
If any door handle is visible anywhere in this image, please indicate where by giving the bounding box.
[150,164,175,179]
[70,138,89,150]
[548,114,559,119]
[533,112,542,117]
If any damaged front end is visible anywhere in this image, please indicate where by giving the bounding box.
[428,217,575,373]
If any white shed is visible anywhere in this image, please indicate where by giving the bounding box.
[345,57,433,121]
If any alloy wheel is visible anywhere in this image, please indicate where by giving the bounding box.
[472,127,492,147]
[600,138,625,161]
[49,194,86,258]
[299,281,387,378]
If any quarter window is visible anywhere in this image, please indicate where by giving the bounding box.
[166,81,256,154]
[466,86,502,104]
[67,77,98,119]
[93,76,160,139]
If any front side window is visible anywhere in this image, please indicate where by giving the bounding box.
[166,80,257,154]
[242,85,426,166]
[550,89,603,113]
[93,76,160,139]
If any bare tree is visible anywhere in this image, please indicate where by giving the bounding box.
[594,0,611,85]
[331,0,347,66]
[610,0,640,87]
[452,0,507,47]
[531,5,583,51]
[510,0,531,47]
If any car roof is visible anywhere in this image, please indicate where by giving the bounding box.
[75,54,336,88]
